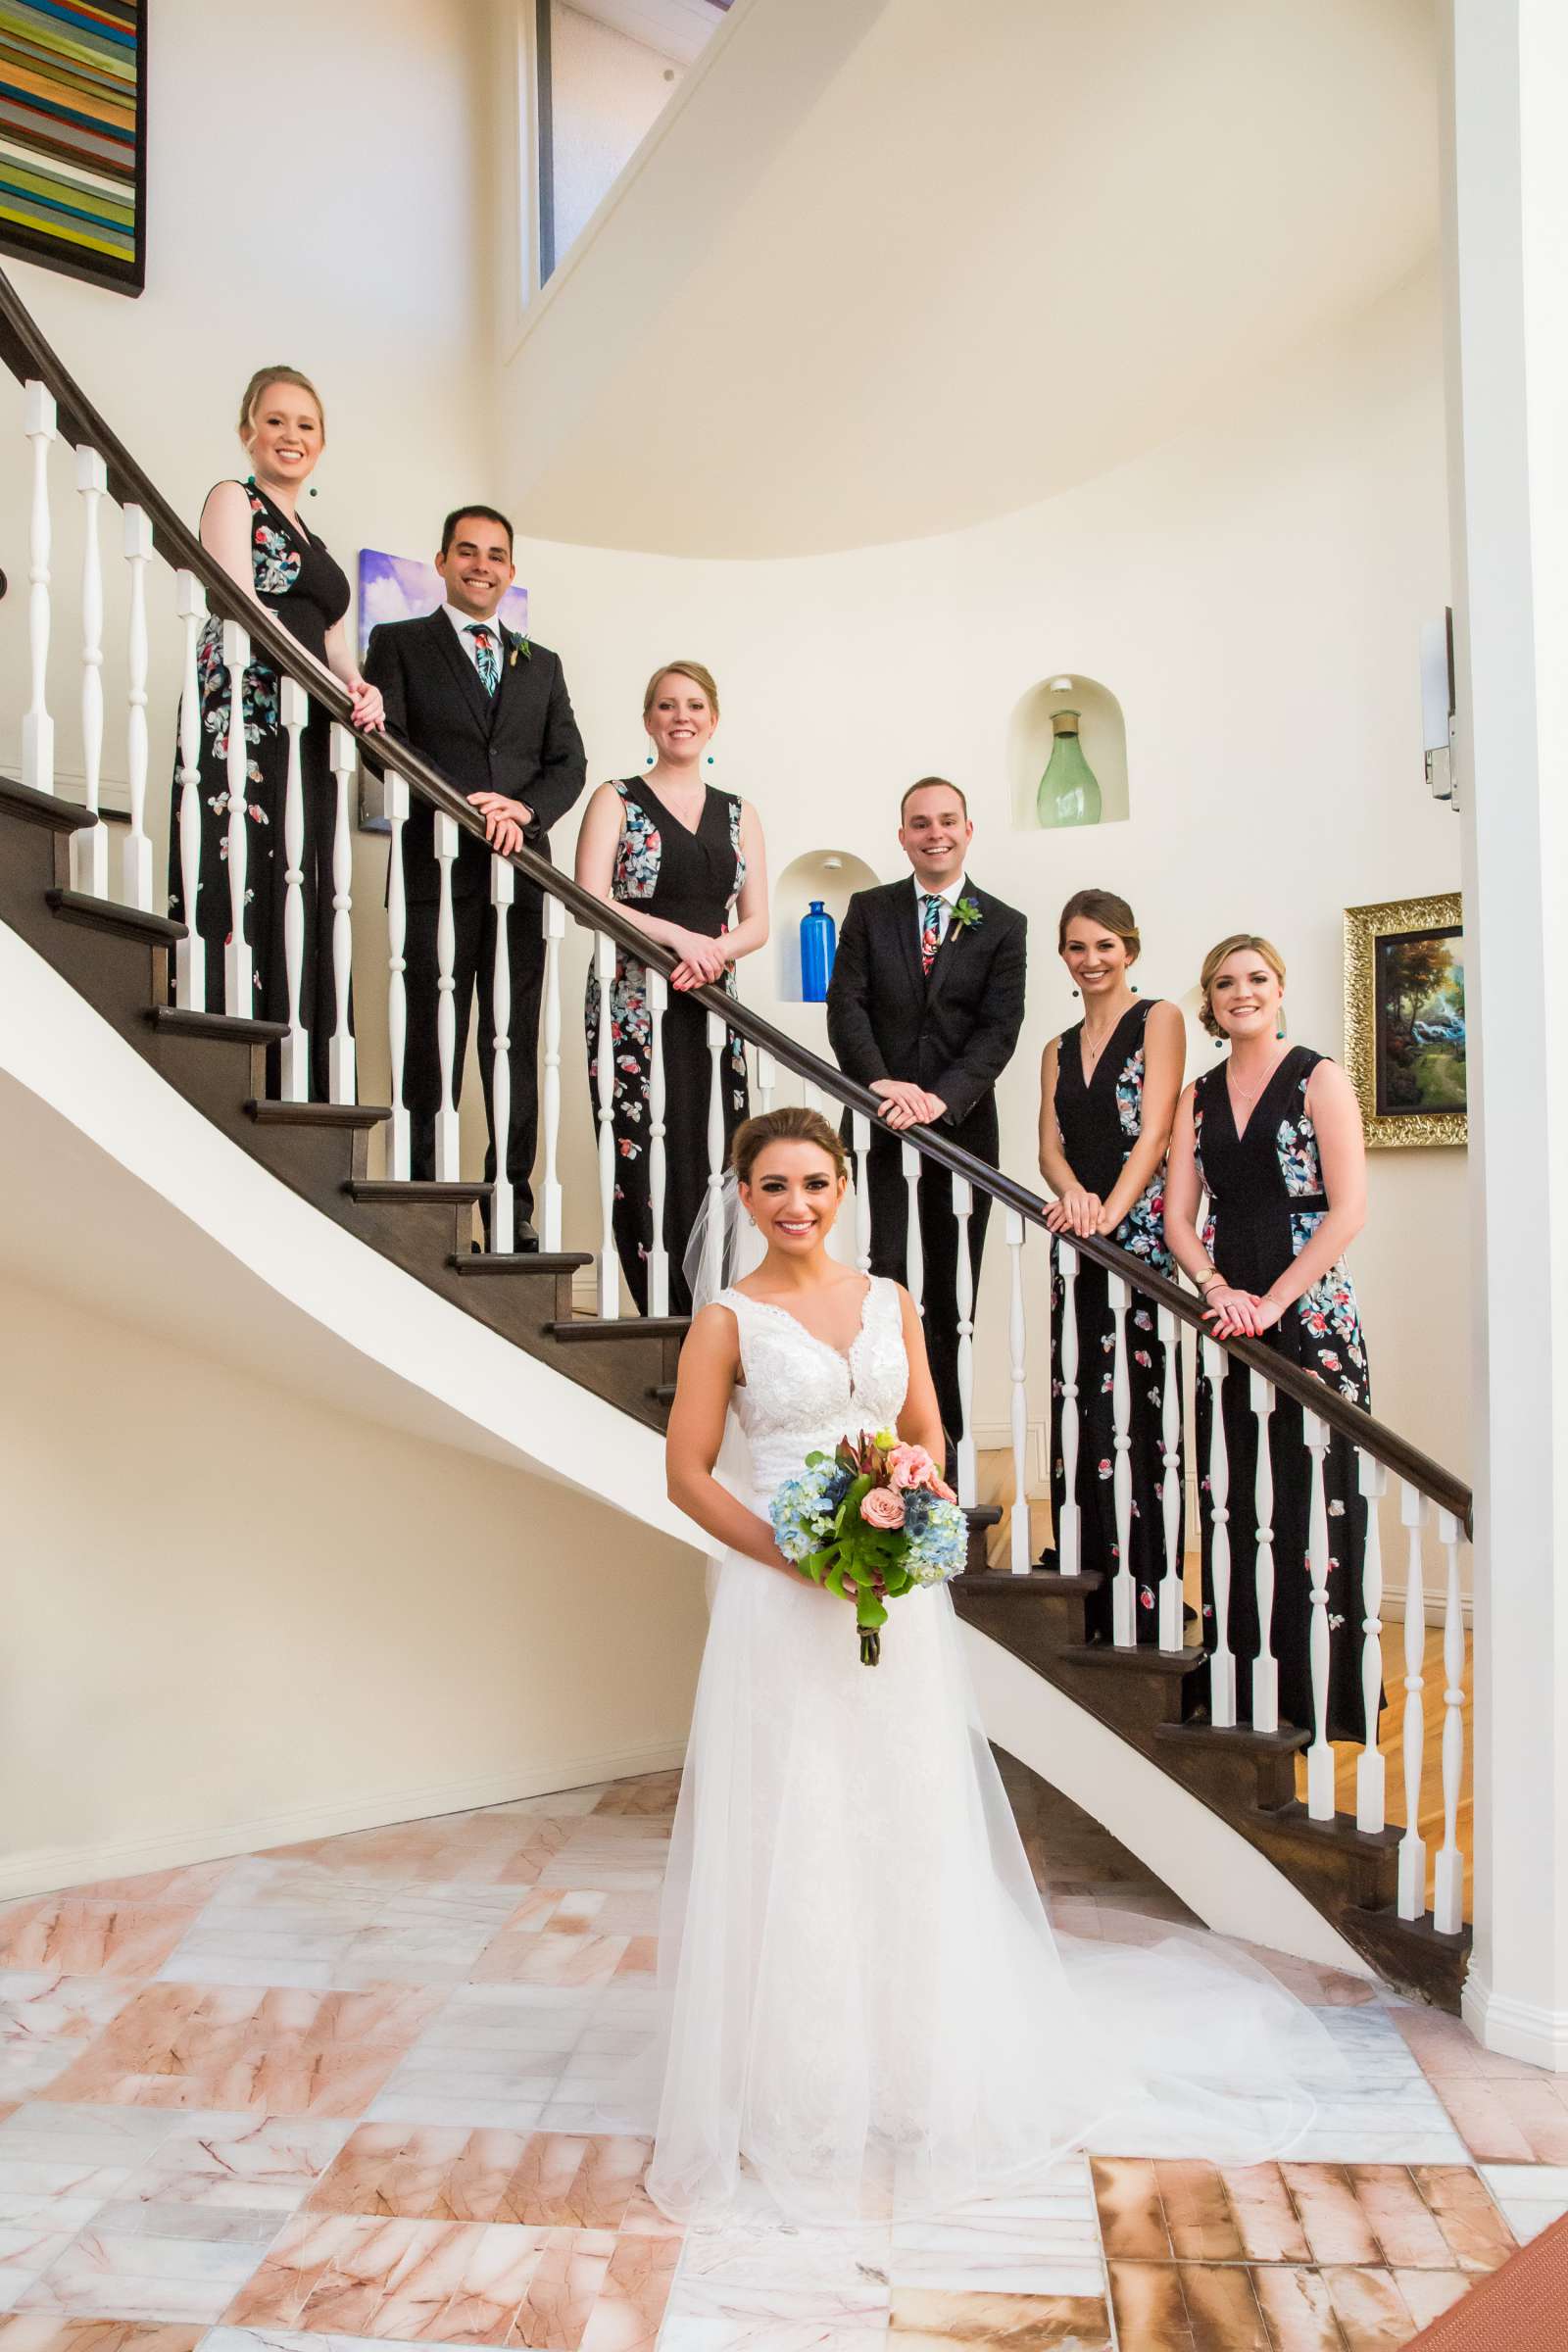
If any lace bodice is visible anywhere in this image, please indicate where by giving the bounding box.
[720,1276,909,1494]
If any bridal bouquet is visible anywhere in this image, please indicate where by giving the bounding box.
[769,1430,967,1665]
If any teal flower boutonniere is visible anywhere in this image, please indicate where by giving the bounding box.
[508,635,532,668]
[951,896,983,933]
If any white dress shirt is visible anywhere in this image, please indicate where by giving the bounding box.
[911,872,968,950]
[443,601,508,676]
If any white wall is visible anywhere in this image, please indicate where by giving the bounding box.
[506,258,1466,1501]
[0,1270,706,1894]
[549,5,684,266]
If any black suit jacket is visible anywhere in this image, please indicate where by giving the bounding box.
[826,878,1027,1141]
[364,610,586,904]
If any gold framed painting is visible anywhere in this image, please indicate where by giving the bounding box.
[1344,892,1466,1149]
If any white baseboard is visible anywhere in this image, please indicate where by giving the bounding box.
[1463,1969,1568,2076]
[0,1739,688,1902]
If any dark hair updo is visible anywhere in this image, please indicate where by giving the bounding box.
[731,1104,850,1187]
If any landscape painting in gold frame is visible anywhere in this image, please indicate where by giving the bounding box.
[1344,892,1466,1150]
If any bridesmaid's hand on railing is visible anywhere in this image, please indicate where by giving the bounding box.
[1045,1188,1103,1238]
[346,676,385,733]
[670,929,730,991]
[1201,1283,1282,1340]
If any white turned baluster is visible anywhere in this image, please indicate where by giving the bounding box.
[22,380,55,795]
[1397,1482,1429,1917]
[433,810,460,1175]
[1433,1506,1466,1934]
[172,573,206,1010]
[1356,1456,1388,1832]
[647,967,669,1313]
[121,505,153,910]
[222,621,252,1016]
[1303,1408,1335,1818]
[853,1108,874,1273]
[953,1176,976,1506]
[540,897,565,1250]
[73,447,107,895]
[594,930,619,1315]
[1057,1239,1081,1575]
[1156,1305,1184,1650]
[902,1143,924,1312]
[1006,1208,1030,1572]
[703,1008,727,1305]
[1201,1336,1236,1726]
[756,1047,777,1114]
[278,679,309,1100]
[385,769,410,1176]
[489,852,514,1252]
[1250,1369,1279,1732]
[326,725,356,1102]
[1109,1272,1135,1643]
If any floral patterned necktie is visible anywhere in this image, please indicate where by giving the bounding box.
[466,622,500,696]
[920,892,945,975]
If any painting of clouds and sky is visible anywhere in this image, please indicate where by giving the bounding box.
[357,548,528,658]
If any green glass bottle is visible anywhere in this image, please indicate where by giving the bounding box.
[1037,708,1102,828]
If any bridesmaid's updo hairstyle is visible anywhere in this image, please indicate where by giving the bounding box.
[1199,932,1287,1037]
[644,660,719,719]
[731,1105,849,1188]
[1057,888,1140,961]
[237,366,325,443]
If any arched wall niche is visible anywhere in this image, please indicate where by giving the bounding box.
[1007,672,1130,832]
[773,848,880,1003]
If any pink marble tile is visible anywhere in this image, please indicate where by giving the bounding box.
[614,1941,658,1979]
[1491,2080,1568,2163]
[1219,2166,1311,2266]
[576,2232,680,2351]
[220,2211,362,2327]
[1429,2078,1541,2163]
[506,2226,614,2349]
[1410,2164,1517,2271]
[0,1907,198,1982]
[1318,2263,1418,2350]
[0,2325,207,2352]
[470,1935,628,1989]
[1345,2165,1451,2269]
[1391,2267,1473,2329]
[1279,2166,1379,2268]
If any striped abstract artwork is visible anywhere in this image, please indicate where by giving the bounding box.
[0,0,145,294]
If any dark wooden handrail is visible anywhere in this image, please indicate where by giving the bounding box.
[0,266,1472,1534]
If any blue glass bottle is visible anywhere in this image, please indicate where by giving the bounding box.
[800,899,836,1002]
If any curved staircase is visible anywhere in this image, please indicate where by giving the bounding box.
[0,265,1474,2016]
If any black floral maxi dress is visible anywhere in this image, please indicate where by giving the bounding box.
[167,478,352,1101]
[584,775,751,1317]
[1193,1046,1374,1739]
[1050,999,1183,1642]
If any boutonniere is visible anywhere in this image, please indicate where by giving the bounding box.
[508,636,531,668]
[951,896,983,932]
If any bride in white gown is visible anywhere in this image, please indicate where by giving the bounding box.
[646,1104,1346,2227]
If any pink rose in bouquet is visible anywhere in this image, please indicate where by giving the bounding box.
[860,1485,906,1530]
[887,1443,938,1492]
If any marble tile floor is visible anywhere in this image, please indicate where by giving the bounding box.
[0,1765,1563,2350]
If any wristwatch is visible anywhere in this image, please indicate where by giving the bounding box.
[1196,1268,1223,1297]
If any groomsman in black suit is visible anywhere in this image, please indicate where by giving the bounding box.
[365,507,585,1241]
[827,779,1027,1459]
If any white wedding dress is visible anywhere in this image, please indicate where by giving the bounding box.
[640,1276,1346,2226]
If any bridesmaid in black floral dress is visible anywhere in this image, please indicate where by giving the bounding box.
[1164,934,1373,1739]
[1039,892,1185,1642]
[575,663,769,1316]
[168,369,383,1097]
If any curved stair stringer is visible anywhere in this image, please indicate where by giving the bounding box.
[0,911,700,1552]
[962,1624,1373,1978]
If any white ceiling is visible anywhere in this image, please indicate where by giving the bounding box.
[509,0,1440,558]
[562,0,727,68]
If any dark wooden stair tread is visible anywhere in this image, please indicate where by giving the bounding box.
[961,1566,1106,1594]
[0,774,95,831]
[1153,1718,1310,1759]
[347,1178,489,1205]
[247,1100,390,1130]
[549,1316,690,1343]
[454,1251,592,1276]
[46,886,184,944]
[147,1006,290,1045]
[1055,1639,1207,1676]
[1253,1798,1404,1858]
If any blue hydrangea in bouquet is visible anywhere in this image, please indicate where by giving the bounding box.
[769,1428,968,1665]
